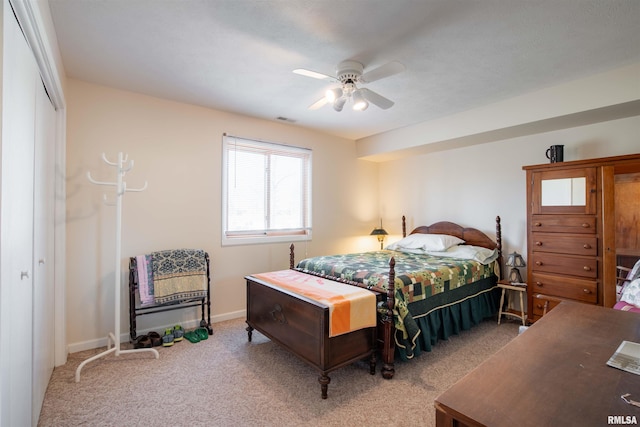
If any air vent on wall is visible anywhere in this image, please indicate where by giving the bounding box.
[276,116,297,123]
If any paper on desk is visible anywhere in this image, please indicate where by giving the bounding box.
[607,341,640,375]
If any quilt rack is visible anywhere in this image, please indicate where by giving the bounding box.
[128,252,213,341]
[76,152,158,382]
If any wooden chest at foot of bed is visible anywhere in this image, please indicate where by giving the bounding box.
[245,275,377,399]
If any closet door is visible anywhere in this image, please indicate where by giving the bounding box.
[0,7,38,426]
[32,80,56,422]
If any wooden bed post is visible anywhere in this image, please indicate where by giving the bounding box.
[289,244,295,269]
[381,257,396,379]
[402,215,406,238]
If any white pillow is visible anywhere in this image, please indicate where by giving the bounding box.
[620,278,640,307]
[386,233,464,252]
[428,245,499,264]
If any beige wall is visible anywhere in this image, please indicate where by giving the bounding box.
[377,115,640,282]
[66,79,379,351]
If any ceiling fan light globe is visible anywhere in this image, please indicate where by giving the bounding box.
[353,100,368,111]
[333,97,346,112]
[325,87,342,103]
[352,90,369,111]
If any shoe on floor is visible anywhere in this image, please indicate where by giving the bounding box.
[195,327,209,341]
[133,335,152,349]
[162,328,175,347]
[148,331,162,347]
[184,330,200,344]
[173,325,184,342]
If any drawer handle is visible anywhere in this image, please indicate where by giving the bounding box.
[535,304,543,309]
[270,304,287,324]
[535,261,542,266]
[535,241,542,246]
[583,289,592,294]
[534,222,542,227]
[583,266,591,271]
[583,244,591,249]
[535,281,543,287]
[581,223,590,228]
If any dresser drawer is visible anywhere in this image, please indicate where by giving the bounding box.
[531,233,597,256]
[531,253,597,278]
[530,272,597,303]
[531,215,596,234]
[531,293,563,320]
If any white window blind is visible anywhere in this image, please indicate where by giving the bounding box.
[222,134,312,245]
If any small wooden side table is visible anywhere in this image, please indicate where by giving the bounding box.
[497,281,527,325]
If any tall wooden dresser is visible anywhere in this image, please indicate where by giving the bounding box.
[523,153,640,323]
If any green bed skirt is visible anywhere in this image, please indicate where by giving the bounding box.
[395,276,500,361]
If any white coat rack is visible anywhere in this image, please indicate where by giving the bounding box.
[76,152,158,382]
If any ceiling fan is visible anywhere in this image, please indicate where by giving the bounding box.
[293,60,405,112]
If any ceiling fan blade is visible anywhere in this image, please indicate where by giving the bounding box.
[308,97,328,110]
[360,88,395,110]
[293,68,336,82]
[360,61,405,83]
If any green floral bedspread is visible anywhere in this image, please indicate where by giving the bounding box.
[296,250,497,353]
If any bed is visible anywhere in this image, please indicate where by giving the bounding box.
[289,216,503,379]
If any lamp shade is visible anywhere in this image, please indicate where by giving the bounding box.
[505,252,526,267]
[370,219,388,249]
[370,228,388,236]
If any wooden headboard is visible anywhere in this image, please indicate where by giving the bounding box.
[401,216,503,270]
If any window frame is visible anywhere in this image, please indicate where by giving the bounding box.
[221,134,312,246]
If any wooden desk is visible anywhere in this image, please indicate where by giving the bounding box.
[435,302,640,427]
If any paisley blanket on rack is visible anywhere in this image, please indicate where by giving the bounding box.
[150,249,208,305]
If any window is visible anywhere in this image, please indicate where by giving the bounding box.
[222,134,312,245]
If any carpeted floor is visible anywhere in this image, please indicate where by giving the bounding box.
[38,317,519,427]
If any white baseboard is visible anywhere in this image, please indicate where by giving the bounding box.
[67,309,246,354]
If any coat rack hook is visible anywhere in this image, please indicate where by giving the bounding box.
[87,171,116,187]
[101,152,118,166]
[126,181,148,192]
[121,159,134,174]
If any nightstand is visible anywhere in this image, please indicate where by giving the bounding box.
[497,281,527,325]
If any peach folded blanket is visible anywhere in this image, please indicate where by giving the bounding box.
[252,270,377,337]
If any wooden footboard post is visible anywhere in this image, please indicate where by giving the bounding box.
[381,257,396,379]
[495,216,503,280]
[289,243,295,269]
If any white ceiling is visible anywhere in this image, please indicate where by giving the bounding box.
[47,0,640,141]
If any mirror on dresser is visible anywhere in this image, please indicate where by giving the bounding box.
[541,177,586,206]
[531,167,596,215]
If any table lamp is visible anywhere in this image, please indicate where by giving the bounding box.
[505,252,526,283]
[370,220,388,250]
